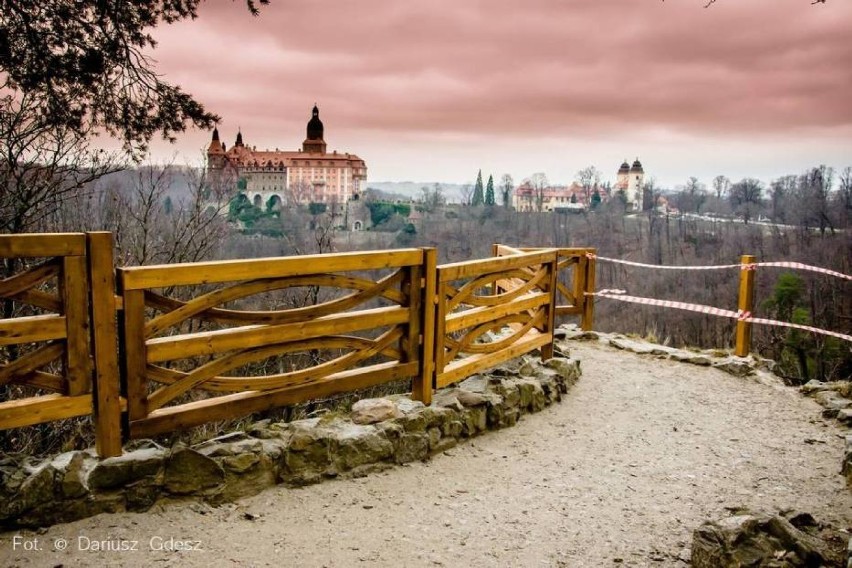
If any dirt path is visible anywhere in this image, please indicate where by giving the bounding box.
[3,342,851,567]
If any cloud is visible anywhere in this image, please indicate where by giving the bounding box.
[147,0,852,183]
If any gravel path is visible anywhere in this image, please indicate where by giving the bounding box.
[3,341,851,567]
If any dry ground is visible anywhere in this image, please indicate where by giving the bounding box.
[2,341,850,567]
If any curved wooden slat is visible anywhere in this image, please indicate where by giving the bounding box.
[8,370,66,392]
[0,343,65,387]
[144,270,405,337]
[9,289,63,312]
[146,334,402,392]
[146,327,404,409]
[0,259,60,298]
[447,266,546,310]
[444,312,542,361]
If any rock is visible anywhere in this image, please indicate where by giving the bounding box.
[834,408,852,425]
[88,447,166,490]
[55,451,89,498]
[163,446,224,495]
[15,463,57,515]
[813,390,842,408]
[350,398,402,425]
[712,357,755,377]
[670,350,712,366]
[458,375,489,393]
[392,397,425,415]
[456,389,488,407]
[545,357,581,384]
[800,380,831,394]
[692,512,843,568]
[843,436,852,488]
[281,420,334,485]
[332,423,394,471]
[432,389,464,411]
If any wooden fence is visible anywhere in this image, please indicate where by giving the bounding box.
[117,248,437,438]
[493,245,596,331]
[1,233,594,457]
[434,249,558,388]
[0,232,121,457]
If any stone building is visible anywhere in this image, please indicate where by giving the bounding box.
[207,105,367,209]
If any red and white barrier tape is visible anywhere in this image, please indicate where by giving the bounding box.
[586,253,742,270]
[586,253,851,280]
[751,261,852,281]
[590,289,852,343]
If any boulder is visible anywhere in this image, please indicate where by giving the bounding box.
[351,398,402,425]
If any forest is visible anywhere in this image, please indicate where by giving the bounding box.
[5,160,848,387]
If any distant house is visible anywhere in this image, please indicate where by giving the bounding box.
[513,182,594,212]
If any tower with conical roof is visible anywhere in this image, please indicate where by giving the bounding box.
[206,127,226,170]
[302,105,327,154]
[616,159,630,190]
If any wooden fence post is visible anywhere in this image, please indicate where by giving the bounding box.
[413,247,436,405]
[86,232,123,457]
[540,251,558,361]
[580,249,596,331]
[735,254,756,357]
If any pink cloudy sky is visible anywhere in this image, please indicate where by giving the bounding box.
[146,0,852,189]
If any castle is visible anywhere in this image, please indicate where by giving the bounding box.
[206,105,367,208]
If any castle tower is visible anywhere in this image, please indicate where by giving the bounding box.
[302,105,327,154]
[616,160,630,190]
[206,127,226,170]
[628,158,644,196]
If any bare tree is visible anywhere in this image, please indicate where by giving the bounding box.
[529,172,549,212]
[795,165,835,235]
[96,160,230,266]
[576,166,601,204]
[500,173,514,208]
[419,184,446,212]
[0,90,123,233]
[676,176,707,214]
[459,183,474,206]
[835,166,852,228]
[712,175,730,201]
[729,178,764,223]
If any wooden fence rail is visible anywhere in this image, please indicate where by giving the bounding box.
[1,234,598,457]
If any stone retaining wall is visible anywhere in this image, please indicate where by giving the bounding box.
[0,356,580,529]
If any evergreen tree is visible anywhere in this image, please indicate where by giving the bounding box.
[590,189,602,209]
[485,175,496,206]
[472,170,484,206]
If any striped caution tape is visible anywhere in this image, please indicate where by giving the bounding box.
[586,253,851,280]
[586,253,742,270]
[589,290,852,343]
[752,261,852,281]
